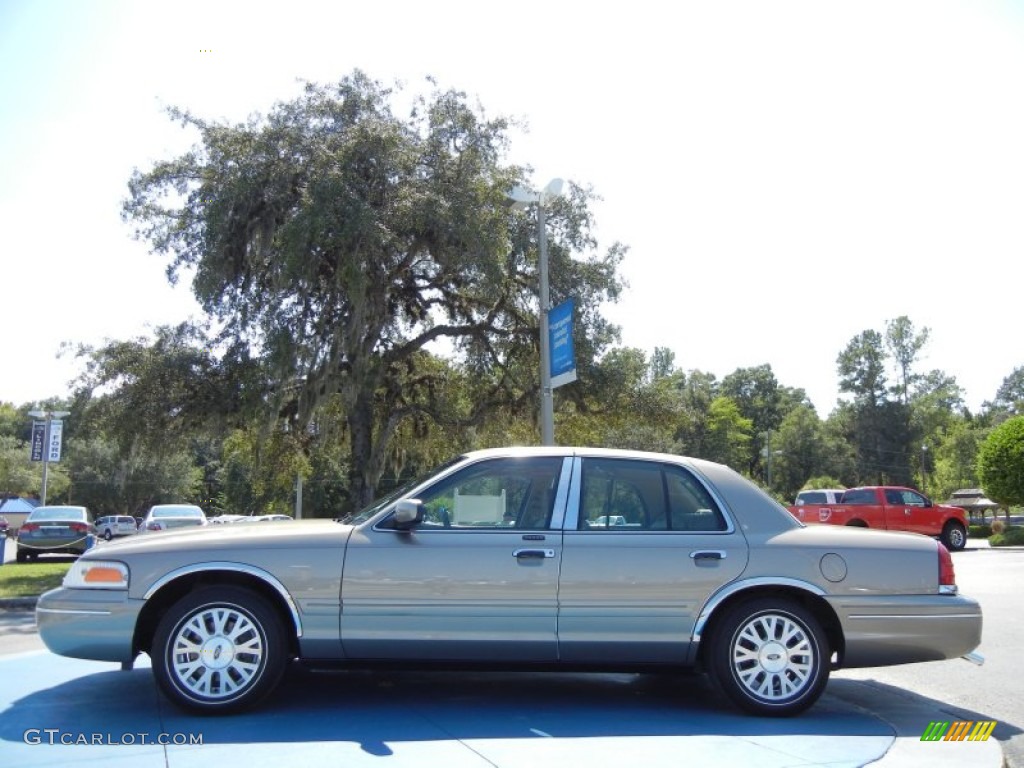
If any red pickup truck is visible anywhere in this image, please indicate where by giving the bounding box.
[787,486,969,551]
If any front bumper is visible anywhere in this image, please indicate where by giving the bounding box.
[36,587,145,663]
[826,593,983,668]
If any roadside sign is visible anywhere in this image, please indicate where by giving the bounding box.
[549,299,577,389]
[30,421,45,462]
[47,420,64,462]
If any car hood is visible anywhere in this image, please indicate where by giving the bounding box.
[93,518,351,557]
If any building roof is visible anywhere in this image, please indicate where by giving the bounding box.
[0,497,39,513]
[947,489,999,509]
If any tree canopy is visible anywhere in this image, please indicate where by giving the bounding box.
[123,72,624,505]
[977,416,1024,506]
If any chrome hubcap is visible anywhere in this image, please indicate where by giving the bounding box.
[170,606,265,700]
[732,613,815,701]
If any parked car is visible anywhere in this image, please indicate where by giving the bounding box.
[139,504,208,532]
[36,447,983,717]
[787,486,969,551]
[95,515,139,541]
[793,489,846,506]
[16,505,93,561]
[208,514,246,525]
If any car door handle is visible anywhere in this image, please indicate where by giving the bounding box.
[513,549,556,559]
[690,550,726,561]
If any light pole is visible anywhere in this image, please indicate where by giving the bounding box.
[920,444,928,493]
[28,409,70,506]
[508,178,564,446]
[761,429,783,489]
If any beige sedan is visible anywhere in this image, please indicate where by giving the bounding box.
[36,447,982,716]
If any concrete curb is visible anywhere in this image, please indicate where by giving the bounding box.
[0,597,38,612]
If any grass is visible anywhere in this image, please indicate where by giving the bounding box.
[0,561,72,598]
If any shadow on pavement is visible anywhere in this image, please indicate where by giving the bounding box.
[0,660,898,749]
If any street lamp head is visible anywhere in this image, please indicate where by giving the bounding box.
[507,179,565,209]
[507,185,539,209]
[541,178,564,202]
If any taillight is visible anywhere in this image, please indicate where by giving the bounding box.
[938,542,957,593]
[19,523,38,534]
[70,523,88,534]
[147,522,162,531]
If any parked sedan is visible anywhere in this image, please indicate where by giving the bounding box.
[16,506,93,561]
[95,515,139,541]
[35,448,983,717]
[139,504,208,532]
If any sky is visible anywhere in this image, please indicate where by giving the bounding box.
[2,0,1023,417]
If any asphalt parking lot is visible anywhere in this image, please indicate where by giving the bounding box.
[0,536,1005,768]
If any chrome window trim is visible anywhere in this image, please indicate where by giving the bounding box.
[547,457,574,531]
[563,457,583,530]
[565,455,736,534]
[372,454,572,534]
[142,562,303,637]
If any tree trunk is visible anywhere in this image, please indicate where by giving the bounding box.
[346,388,384,510]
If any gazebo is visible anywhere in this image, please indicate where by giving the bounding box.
[947,489,1002,521]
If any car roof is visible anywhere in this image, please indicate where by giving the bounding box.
[461,446,714,469]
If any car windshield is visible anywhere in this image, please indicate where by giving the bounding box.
[29,508,87,522]
[152,506,203,518]
[341,455,464,525]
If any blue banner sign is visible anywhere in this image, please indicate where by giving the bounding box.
[548,299,577,389]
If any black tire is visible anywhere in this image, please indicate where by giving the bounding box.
[103,530,113,541]
[706,597,830,716]
[15,548,28,564]
[152,586,288,714]
[942,521,967,551]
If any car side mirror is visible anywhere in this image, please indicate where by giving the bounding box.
[392,499,425,530]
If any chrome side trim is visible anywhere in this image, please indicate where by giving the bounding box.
[692,577,827,643]
[142,562,303,637]
[847,613,983,620]
[36,607,112,617]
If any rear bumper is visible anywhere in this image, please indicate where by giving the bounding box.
[826,593,983,668]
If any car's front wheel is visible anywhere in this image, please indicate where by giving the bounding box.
[942,521,967,551]
[152,586,288,714]
[707,597,829,716]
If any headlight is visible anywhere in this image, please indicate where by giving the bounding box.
[63,560,130,590]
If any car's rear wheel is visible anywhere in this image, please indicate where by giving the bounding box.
[152,586,288,714]
[707,597,829,716]
[103,530,113,541]
[15,548,28,563]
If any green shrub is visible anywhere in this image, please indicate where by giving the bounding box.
[969,524,993,538]
[989,526,1024,547]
